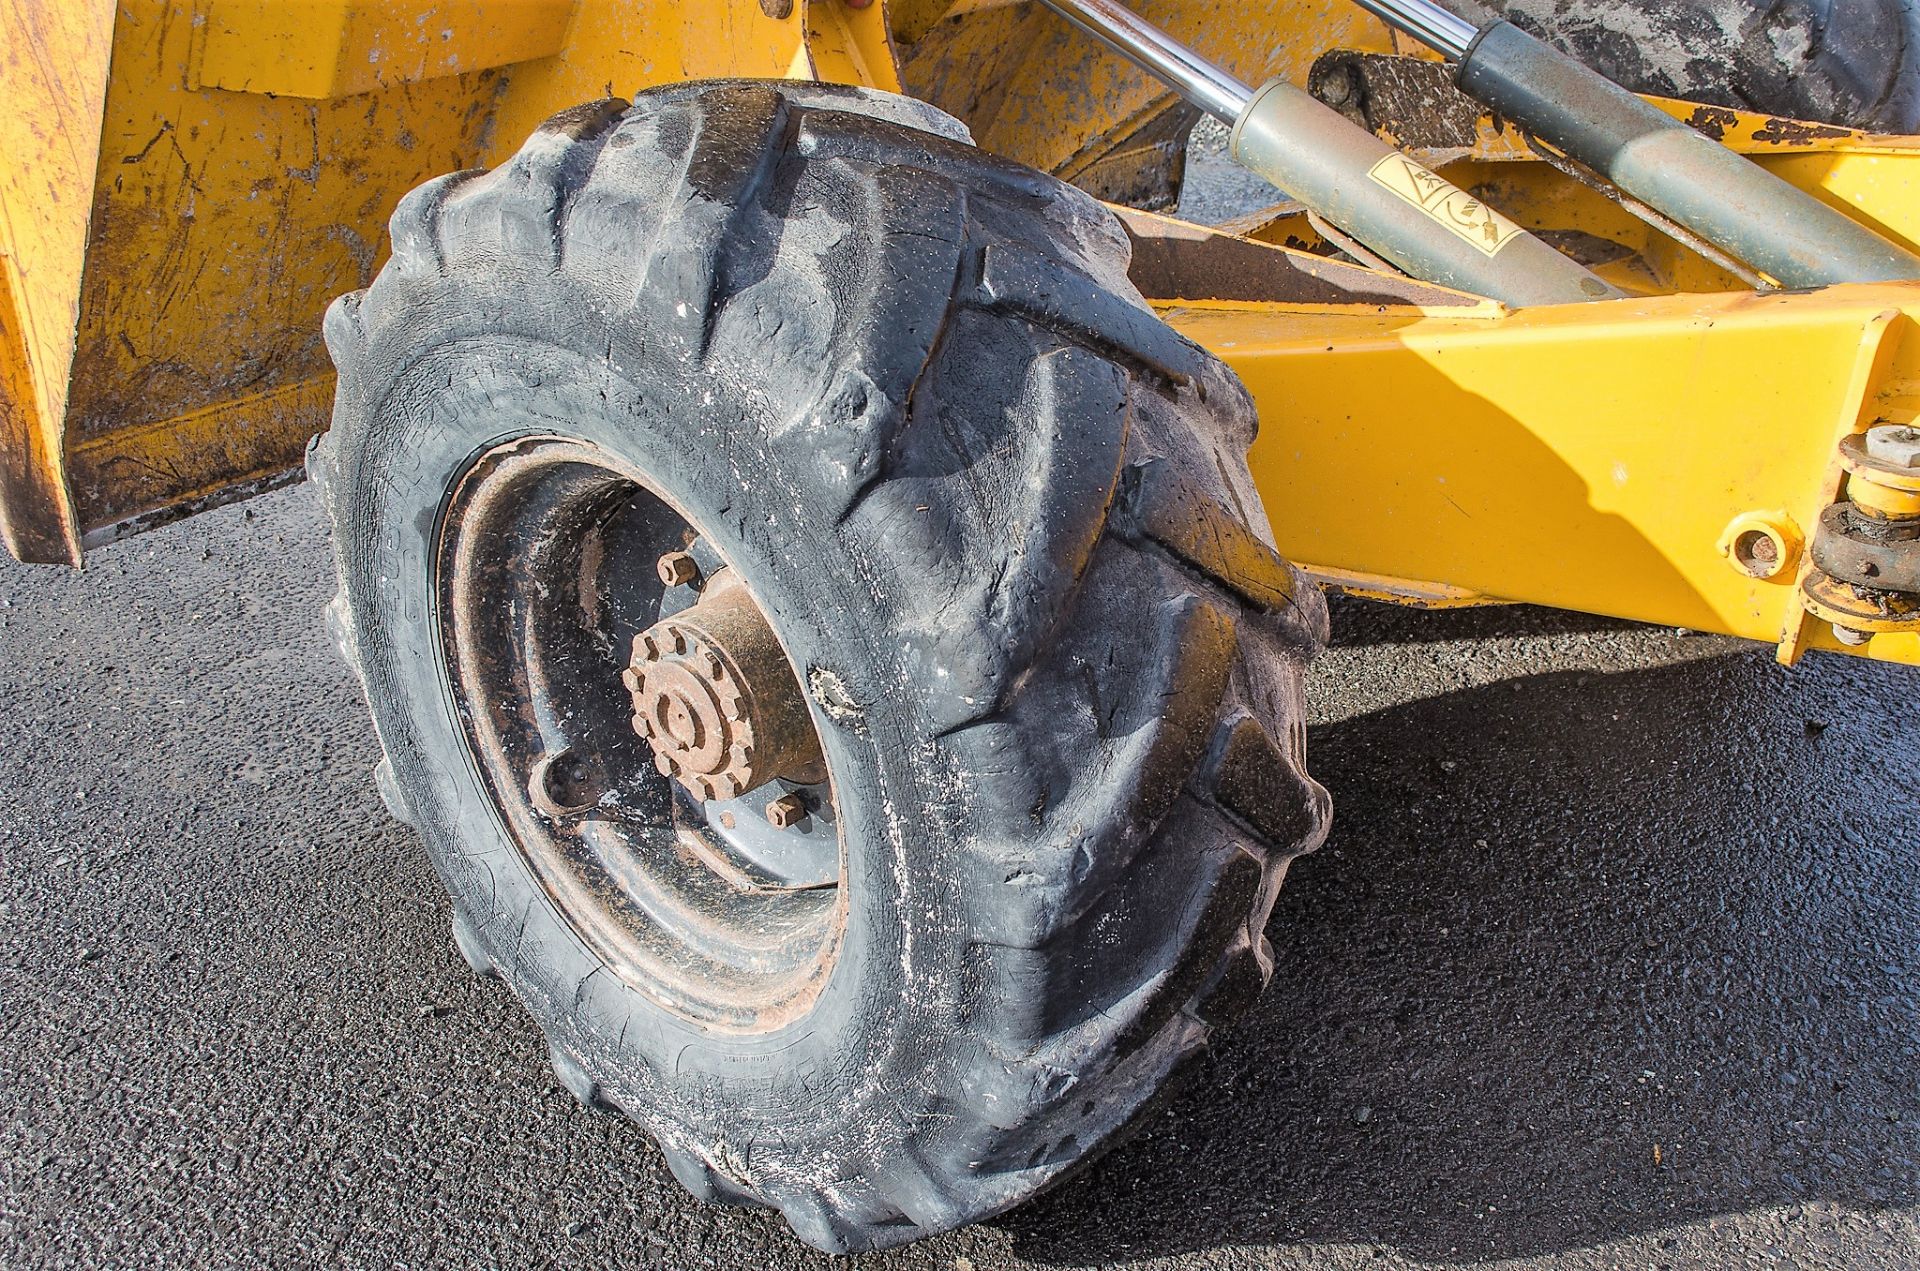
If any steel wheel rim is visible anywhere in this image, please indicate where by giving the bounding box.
[434,436,844,1033]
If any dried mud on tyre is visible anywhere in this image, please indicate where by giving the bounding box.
[312,80,1330,1253]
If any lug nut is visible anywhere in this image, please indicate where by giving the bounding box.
[528,749,598,818]
[766,793,809,829]
[657,551,700,587]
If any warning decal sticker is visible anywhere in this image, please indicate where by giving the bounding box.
[1367,155,1525,257]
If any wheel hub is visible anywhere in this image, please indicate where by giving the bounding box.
[623,571,823,803]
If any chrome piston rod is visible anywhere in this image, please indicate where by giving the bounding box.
[1349,0,1920,285]
[1349,0,1476,58]
[1034,0,1621,305]
[1037,0,1253,122]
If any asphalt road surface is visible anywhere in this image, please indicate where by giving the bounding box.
[3,475,1917,1271]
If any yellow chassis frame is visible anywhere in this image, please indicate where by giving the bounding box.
[1175,281,1920,667]
[6,0,1920,669]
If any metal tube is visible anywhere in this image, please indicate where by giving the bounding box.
[1035,0,1622,305]
[1349,0,1920,285]
[1346,0,1476,59]
[1035,0,1252,123]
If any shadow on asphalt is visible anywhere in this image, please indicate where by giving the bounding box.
[1322,596,1643,649]
[999,647,1920,1265]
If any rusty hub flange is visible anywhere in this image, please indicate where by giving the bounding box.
[623,570,823,803]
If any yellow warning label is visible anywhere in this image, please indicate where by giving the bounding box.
[1367,155,1525,257]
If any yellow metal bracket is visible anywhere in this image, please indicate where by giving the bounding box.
[1776,310,1911,663]
[798,0,902,90]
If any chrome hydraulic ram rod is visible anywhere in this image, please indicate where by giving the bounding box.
[1349,0,1920,285]
[1036,0,1622,305]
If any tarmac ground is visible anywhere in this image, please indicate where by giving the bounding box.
[2,480,1916,1270]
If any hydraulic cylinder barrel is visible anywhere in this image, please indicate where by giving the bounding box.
[1036,0,1624,305]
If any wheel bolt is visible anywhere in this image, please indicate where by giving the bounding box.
[766,793,808,829]
[657,551,700,587]
[528,749,598,818]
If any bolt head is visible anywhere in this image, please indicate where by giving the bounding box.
[1864,424,1920,469]
[1315,65,1356,106]
[766,793,808,829]
[657,551,701,587]
[1729,527,1785,579]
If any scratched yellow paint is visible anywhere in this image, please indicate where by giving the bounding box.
[54,0,512,555]
[1,0,882,560]
[196,0,576,98]
[952,0,1389,178]
[0,0,116,563]
[481,0,901,160]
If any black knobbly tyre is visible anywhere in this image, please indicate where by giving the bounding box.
[312,79,1330,1253]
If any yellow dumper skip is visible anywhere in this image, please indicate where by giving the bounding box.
[0,0,902,564]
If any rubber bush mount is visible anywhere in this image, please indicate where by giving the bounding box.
[311,79,1331,1253]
